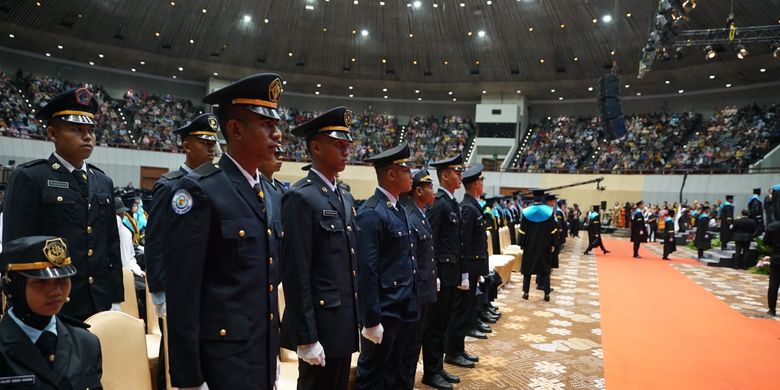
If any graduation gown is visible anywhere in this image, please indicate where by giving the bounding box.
[663,216,676,254]
[517,204,557,276]
[719,202,734,244]
[694,215,711,250]
[630,210,647,243]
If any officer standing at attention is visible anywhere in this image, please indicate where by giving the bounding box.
[398,169,439,389]
[662,209,677,260]
[423,153,470,388]
[353,142,417,389]
[145,113,218,318]
[719,195,735,250]
[164,73,283,390]
[749,189,765,235]
[631,200,647,258]
[280,107,359,390]
[0,236,103,389]
[518,190,557,302]
[584,206,609,255]
[260,147,285,267]
[144,113,218,389]
[459,164,491,350]
[2,88,123,321]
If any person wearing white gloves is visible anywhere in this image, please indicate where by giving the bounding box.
[354,143,419,389]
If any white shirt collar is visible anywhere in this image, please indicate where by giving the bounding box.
[377,186,398,208]
[440,187,455,200]
[225,153,260,187]
[310,168,337,192]
[54,152,86,173]
[7,308,58,344]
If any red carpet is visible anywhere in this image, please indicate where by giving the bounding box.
[598,238,780,389]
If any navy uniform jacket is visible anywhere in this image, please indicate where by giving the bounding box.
[719,202,735,242]
[403,202,438,306]
[0,315,103,389]
[262,176,285,272]
[630,210,647,243]
[426,189,464,288]
[732,216,758,242]
[280,171,359,358]
[460,194,489,277]
[145,167,187,295]
[164,155,278,389]
[2,155,123,320]
[356,190,418,327]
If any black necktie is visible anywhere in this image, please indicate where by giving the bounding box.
[252,183,267,214]
[36,331,57,368]
[72,169,88,196]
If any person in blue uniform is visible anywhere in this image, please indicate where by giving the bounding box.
[749,189,765,236]
[0,236,103,389]
[584,206,609,255]
[694,205,712,259]
[398,169,439,389]
[354,142,417,390]
[662,209,677,260]
[163,73,283,390]
[518,190,557,302]
[280,107,359,390]
[630,201,647,258]
[459,164,492,344]
[143,113,218,388]
[422,154,468,388]
[2,88,123,321]
[719,195,735,250]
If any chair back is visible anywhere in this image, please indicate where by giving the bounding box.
[118,268,139,318]
[486,231,494,254]
[144,279,160,336]
[85,311,153,390]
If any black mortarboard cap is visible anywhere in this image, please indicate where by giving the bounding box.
[35,88,98,125]
[364,142,412,168]
[592,205,600,212]
[532,189,545,201]
[0,236,77,279]
[754,188,761,195]
[173,113,219,141]
[203,73,282,120]
[291,106,353,141]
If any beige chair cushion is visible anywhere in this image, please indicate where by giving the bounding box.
[86,311,153,390]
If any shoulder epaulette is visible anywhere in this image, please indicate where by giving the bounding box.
[435,192,447,199]
[194,163,220,178]
[86,163,105,174]
[363,195,380,209]
[161,170,185,180]
[293,177,315,190]
[19,159,47,168]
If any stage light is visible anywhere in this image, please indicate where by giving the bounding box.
[704,45,716,60]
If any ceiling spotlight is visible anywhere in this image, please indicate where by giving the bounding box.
[89,61,94,66]
[98,53,104,58]
[467,31,472,36]
[588,87,593,91]
[305,4,315,10]
[601,15,612,23]
[418,97,422,101]
[550,89,555,93]
[725,83,732,88]
[636,92,642,96]
[459,3,465,7]
[665,80,671,84]
[382,88,387,92]
[626,12,632,17]
[528,27,534,32]
[704,45,716,59]
[736,45,748,59]
[709,74,715,79]
[413,0,422,8]
[408,33,414,38]
[8,33,14,38]
[202,8,207,13]
[482,90,487,94]
[348,86,354,90]
[288,52,293,57]
[772,42,780,58]
[433,3,438,8]
[678,89,684,94]
[178,66,184,71]
[560,24,565,29]
[516,90,522,94]
[264,18,269,23]
[140,61,145,65]
[452,98,457,101]
[760,68,767,73]
[349,94,354,98]
[316,83,322,88]
[415,89,420,93]
[213,72,219,76]
[448,91,453,95]
[539,58,545,64]
[380,2,385,5]
[131,68,136,72]
[189,39,195,44]
[155,32,161,37]
[383,95,388,99]
[243,15,251,22]
[57,45,63,49]
[477,30,486,37]
[592,18,598,24]
[361,29,369,37]
[625,84,630,88]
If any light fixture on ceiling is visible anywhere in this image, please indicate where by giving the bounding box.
[264,18,269,23]
[626,12,632,17]
[413,0,422,8]
[288,52,293,57]
[202,8,207,13]
[560,24,565,29]
[558,97,564,101]
[189,39,195,44]
[380,1,385,5]
[172,75,177,79]
[477,30,486,37]
[665,80,670,84]
[415,89,420,93]
[178,66,184,71]
[539,58,545,63]
[305,5,314,10]
[381,58,387,63]
[528,27,534,32]
[588,87,593,91]
[98,53,104,58]
[550,88,555,93]
[760,68,766,73]
[452,98,457,101]
[725,83,732,88]
[315,91,320,95]
[383,95,388,99]
[636,92,642,96]
[408,33,414,38]
[348,85,354,90]
[459,3,465,7]
[349,94,354,98]
[482,90,487,94]
[131,68,136,72]
[735,44,748,59]
[678,89,684,94]
[213,72,219,76]
[316,83,322,88]
[573,57,579,62]
[89,61,94,66]
[709,74,715,79]
[243,15,251,22]
[467,31,472,36]
[592,18,597,24]
[516,90,522,94]
[382,88,388,92]
[625,84,630,88]
[418,97,422,101]
[155,32,161,37]
[139,61,145,65]
[282,80,287,85]
[57,45,63,49]
[448,91,453,95]
[361,29,369,37]
[8,33,14,38]
[601,15,612,23]
[704,45,716,59]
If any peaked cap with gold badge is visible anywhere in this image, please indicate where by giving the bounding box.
[0,236,77,279]
[202,73,283,120]
[173,113,220,141]
[34,88,99,125]
[291,106,354,141]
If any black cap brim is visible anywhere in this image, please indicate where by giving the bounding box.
[20,264,77,279]
[318,130,353,142]
[57,115,96,125]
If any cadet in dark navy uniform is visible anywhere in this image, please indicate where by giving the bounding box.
[164,74,283,390]
[630,201,647,258]
[518,190,557,302]
[398,169,439,389]
[0,236,103,389]
[423,154,469,389]
[458,164,490,355]
[2,88,123,321]
[354,142,418,390]
[280,107,359,390]
[260,147,285,268]
[145,113,218,318]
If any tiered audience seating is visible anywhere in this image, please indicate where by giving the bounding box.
[405,115,475,166]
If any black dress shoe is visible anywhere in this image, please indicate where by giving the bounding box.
[768,309,777,317]
[440,370,460,383]
[422,374,453,389]
[462,351,479,362]
[603,250,611,254]
[584,250,591,255]
[523,292,529,300]
[633,255,641,259]
[445,354,476,368]
[544,293,550,302]
[466,329,488,339]
[480,313,498,323]
[487,307,500,315]
[488,302,498,309]
[475,323,492,333]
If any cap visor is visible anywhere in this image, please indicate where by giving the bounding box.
[20,264,77,279]
[58,115,96,125]
[322,130,353,141]
[193,134,219,142]
[245,105,281,120]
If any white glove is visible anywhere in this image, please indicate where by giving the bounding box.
[297,342,326,367]
[596,234,600,238]
[155,302,167,318]
[478,275,485,284]
[436,278,441,292]
[110,303,122,311]
[178,383,209,390]
[457,274,469,291]
[361,324,384,345]
[274,356,280,390]
[729,224,734,230]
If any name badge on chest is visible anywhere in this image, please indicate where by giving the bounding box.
[47,180,69,189]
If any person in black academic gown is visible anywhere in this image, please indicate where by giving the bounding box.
[662,210,677,260]
[584,206,609,255]
[719,195,735,250]
[630,201,647,258]
[517,190,558,302]
[694,205,712,259]
[732,209,758,269]
[0,236,103,389]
